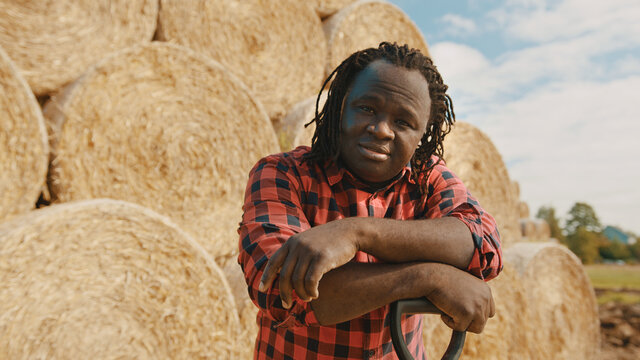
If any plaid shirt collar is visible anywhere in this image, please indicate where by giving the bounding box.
[323,158,415,190]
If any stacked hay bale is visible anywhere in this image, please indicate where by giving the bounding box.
[0,199,241,358]
[423,261,530,360]
[520,218,552,242]
[322,0,430,76]
[157,0,327,122]
[314,0,358,18]
[423,243,600,360]
[0,47,49,222]
[223,261,259,359]
[43,42,279,266]
[276,92,327,151]
[0,0,157,95]
[443,121,522,247]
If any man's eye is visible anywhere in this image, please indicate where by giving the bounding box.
[359,105,374,113]
[395,119,410,127]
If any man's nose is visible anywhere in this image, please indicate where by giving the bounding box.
[367,116,395,140]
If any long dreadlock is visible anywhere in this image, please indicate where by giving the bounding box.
[304,42,455,197]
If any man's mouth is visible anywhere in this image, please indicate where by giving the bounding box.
[358,143,390,161]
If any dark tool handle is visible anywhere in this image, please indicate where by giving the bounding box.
[390,298,466,360]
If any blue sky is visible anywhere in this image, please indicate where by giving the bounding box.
[388,0,640,234]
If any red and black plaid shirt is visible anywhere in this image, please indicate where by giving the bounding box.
[238,146,502,359]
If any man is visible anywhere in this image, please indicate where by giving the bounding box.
[238,42,502,359]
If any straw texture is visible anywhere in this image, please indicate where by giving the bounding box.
[518,201,530,219]
[422,262,529,360]
[222,261,258,360]
[0,46,49,222]
[276,92,327,151]
[520,218,552,242]
[322,0,430,75]
[504,242,600,359]
[424,243,599,359]
[157,0,327,121]
[0,1,157,95]
[0,199,241,359]
[44,42,278,263]
[443,121,521,247]
[314,0,357,18]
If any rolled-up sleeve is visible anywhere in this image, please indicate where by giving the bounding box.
[423,162,503,280]
[237,155,321,328]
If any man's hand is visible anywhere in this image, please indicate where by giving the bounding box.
[423,263,495,334]
[259,219,359,309]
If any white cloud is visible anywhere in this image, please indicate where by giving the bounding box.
[490,0,640,44]
[429,0,640,233]
[469,76,640,233]
[440,14,477,36]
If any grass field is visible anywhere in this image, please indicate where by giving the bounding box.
[585,265,640,304]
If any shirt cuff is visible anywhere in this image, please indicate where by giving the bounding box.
[274,294,321,328]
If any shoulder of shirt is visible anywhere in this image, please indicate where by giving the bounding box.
[251,145,313,175]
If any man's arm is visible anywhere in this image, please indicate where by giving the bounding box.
[261,163,502,306]
[308,261,495,334]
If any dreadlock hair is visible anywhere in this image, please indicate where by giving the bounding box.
[304,42,455,197]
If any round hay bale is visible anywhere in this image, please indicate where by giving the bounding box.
[505,242,600,359]
[322,0,430,75]
[0,199,241,358]
[314,0,357,18]
[0,46,49,222]
[520,218,551,242]
[443,121,521,247]
[222,260,259,360]
[518,200,530,219]
[0,1,157,95]
[511,180,520,200]
[44,42,279,262]
[276,91,327,151]
[422,262,530,360]
[157,0,327,121]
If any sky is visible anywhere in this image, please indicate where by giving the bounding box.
[388,0,640,234]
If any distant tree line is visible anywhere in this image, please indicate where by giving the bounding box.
[536,202,639,264]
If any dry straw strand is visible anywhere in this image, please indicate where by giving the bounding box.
[0,1,157,95]
[44,42,279,263]
[442,121,522,247]
[0,46,49,222]
[157,0,327,121]
[322,0,430,76]
[0,199,241,359]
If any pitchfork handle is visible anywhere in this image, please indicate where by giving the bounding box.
[390,298,466,360]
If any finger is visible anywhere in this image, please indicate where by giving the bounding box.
[440,314,456,331]
[489,296,496,318]
[278,254,297,309]
[291,256,313,301]
[260,245,289,292]
[467,318,486,334]
[304,259,323,299]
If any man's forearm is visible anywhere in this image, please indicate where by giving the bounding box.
[309,260,495,333]
[309,261,432,325]
[345,217,475,269]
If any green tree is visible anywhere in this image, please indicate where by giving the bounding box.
[565,227,605,264]
[599,241,632,261]
[565,202,602,235]
[536,205,565,241]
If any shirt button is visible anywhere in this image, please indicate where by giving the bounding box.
[364,349,376,358]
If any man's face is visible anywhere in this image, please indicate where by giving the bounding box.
[338,60,431,186]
